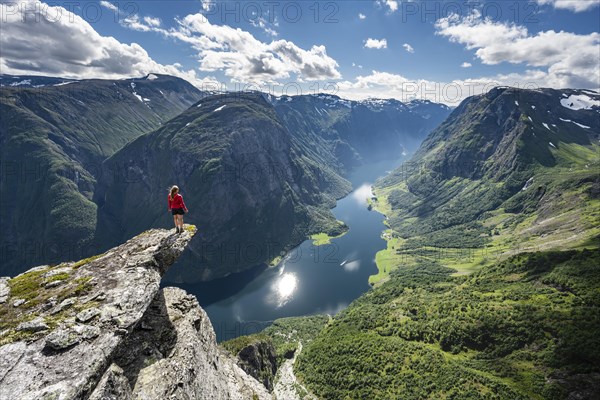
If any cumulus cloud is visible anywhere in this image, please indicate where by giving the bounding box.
[1,0,339,87]
[461,62,472,68]
[168,13,340,83]
[536,0,600,12]
[0,0,216,88]
[435,10,600,88]
[358,13,366,20]
[403,43,414,53]
[364,38,388,49]
[378,0,399,13]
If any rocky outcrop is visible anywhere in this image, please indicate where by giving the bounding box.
[102,287,271,399]
[0,226,271,400]
[235,339,278,391]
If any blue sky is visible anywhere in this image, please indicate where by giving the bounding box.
[1,0,599,104]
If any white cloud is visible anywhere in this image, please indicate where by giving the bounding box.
[352,62,364,69]
[250,16,279,37]
[364,38,388,49]
[201,0,213,12]
[122,14,155,32]
[403,43,415,53]
[358,13,366,20]
[335,66,599,106]
[99,1,117,12]
[168,13,340,83]
[143,16,161,27]
[435,10,600,88]
[378,0,399,13]
[0,0,216,89]
[536,0,600,12]
[461,62,472,68]
[336,70,495,105]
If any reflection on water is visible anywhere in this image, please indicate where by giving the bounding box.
[351,183,373,205]
[272,272,298,307]
[342,260,360,272]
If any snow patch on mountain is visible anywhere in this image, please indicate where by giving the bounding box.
[560,94,600,110]
[559,117,591,129]
[10,79,31,86]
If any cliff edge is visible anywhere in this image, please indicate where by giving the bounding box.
[0,225,271,399]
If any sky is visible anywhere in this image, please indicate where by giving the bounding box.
[0,0,599,104]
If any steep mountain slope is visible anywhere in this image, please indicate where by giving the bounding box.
[271,94,451,172]
[371,87,599,281]
[0,74,204,276]
[229,87,599,399]
[95,92,351,281]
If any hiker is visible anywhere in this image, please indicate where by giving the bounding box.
[168,185,188,233]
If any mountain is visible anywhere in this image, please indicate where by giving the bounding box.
[0,74,204,276]
[0,226,273,400]
[227,87,600,399]
[371,87,599,282]
[94,91,451,281]
[94,92,351,281]
[1,77,450,280]
[270,94,451,172]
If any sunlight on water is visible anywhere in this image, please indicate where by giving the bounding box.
[272,272,298,307]
[351,183,373,205]
[343,260,360,272]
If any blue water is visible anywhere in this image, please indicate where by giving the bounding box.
[173,159,402,342]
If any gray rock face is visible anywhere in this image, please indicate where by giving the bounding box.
[236,340,278,391]
[12,298,25,307]
[89,364,133,400]
[16,318,49,333]
[76,307,101,323]
[0,277,10,304]
[110,287,272,400]
[0,226,197,400]
[45,327,82,350]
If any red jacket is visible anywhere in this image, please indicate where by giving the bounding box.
[168,194,187,211]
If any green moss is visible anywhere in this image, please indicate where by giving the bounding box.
[184,224,197,233]
[0,269,95,346]
[45,273,70,283]
[8,269,47,302]
[71,254,103,269]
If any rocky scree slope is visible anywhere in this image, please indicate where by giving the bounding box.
[0,225,272,400]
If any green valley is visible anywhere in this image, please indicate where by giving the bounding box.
[231,87,600,399]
